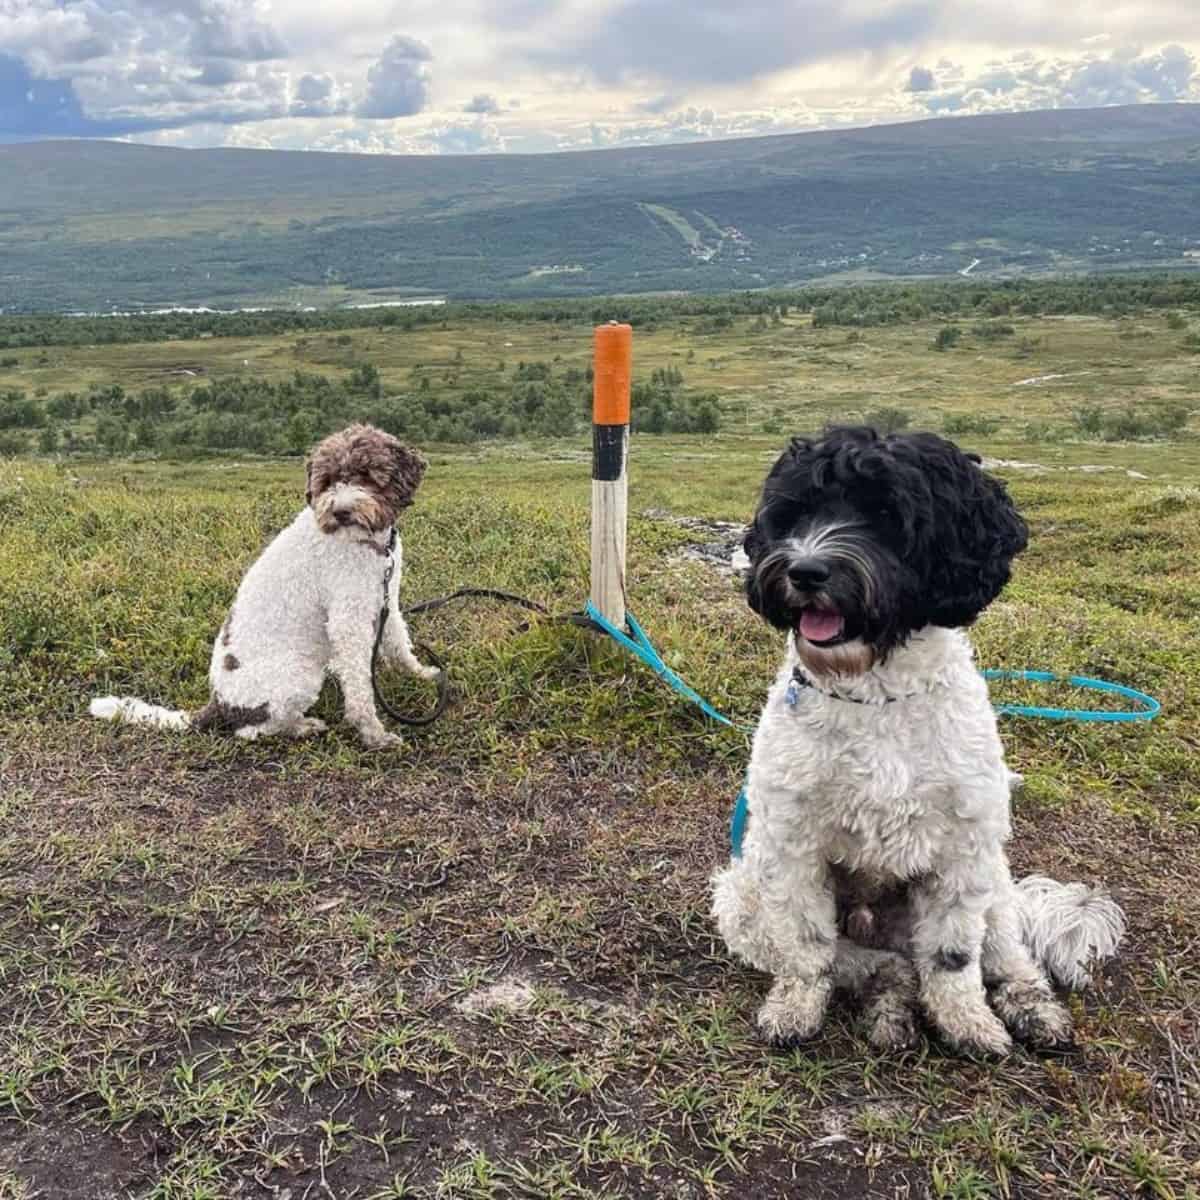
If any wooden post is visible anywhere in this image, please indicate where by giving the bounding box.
[590,322,632,629]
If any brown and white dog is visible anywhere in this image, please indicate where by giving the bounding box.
[91,424,437,749]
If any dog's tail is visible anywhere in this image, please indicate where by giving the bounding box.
[1014,874,1125,990]
[89,696,192,732]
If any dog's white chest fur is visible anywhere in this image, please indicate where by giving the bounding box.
[748,627,1011,884]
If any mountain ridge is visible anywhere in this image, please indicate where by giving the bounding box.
[2,103,1198,311]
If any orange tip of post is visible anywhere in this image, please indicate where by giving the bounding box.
[593,322,632,425]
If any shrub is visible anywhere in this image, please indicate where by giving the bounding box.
[864,406,912,434]
[933,326,963,351]
[95,414,130,453]
[0,430,28,455]
[943,413,1000,436]
[1071,406,1105,436]
[1074,402,1191,441]
[1103,403,1190,441]
[692,397,721,434]
[46,392,89,420]
[0,390,43,429]
[971,321,1015,342]
[1022,421,1066,444]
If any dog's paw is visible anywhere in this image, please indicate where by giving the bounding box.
[990,981,1075,1053]
[290,717,328,738]
[756,977,832,1048]
[864,999,920,1053]
[418,664,442,682]
[864,984,916,1051]
[360,728,403,751]
[930,1005,1013,1060]
[858,957,921,1052]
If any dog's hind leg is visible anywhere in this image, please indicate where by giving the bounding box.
[982,883,1074,1052]
[833,940,919,1052]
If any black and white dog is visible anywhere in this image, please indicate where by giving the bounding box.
[712,427,1123,1056]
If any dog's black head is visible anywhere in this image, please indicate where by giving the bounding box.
[744,427,1027,674]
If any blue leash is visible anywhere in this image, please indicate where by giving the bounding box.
[584,601,751,732]
[980,669,1160,723]
[583,603,1161,859]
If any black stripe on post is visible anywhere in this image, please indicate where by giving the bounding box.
[593,423,627,482]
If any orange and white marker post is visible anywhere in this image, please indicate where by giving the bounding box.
[590,321,633,630]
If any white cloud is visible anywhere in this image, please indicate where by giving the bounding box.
[463,92,501,114]
[910,44,1199,117]
[528,0,939,87]
[431,117,504,153]
[185,3,287,63]
[906,65,935,92]
[357,34,432,119]
[2,0,1197,150]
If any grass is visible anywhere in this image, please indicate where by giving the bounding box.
[2,305,1200,1198]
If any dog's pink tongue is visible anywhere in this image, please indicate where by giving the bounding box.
[799,608,844,643]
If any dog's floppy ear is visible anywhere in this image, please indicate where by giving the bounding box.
[922,446,1028,628]
[742,518,766,566]
[391,442,427,509]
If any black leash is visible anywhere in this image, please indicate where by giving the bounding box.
[370,620,451,727]
[370,534,595,728]
[404,588,553,618]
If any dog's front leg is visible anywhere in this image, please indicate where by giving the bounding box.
[380,604,440,681]
[754,841,839,1047]
[911,863,1013,1058]
[329,610,401,750]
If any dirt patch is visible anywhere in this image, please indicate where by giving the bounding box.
[644,507,750,574]
[0,1110,160,1200]
[455,975,538,1015]
[3,737,1199,1199]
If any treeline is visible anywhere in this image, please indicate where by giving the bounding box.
[0,361,721,456]
[811,275,1200,328]
[4,274,1200,349]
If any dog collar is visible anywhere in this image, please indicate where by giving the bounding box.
[363,526,398,559]
[788,666,919,708]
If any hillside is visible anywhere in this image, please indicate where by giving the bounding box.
[2,104,1199,311]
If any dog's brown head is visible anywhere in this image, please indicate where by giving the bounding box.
[305,424,426,536]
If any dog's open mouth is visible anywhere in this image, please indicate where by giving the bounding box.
[795,606,846,647]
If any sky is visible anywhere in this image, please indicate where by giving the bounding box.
[1,0,1198,154]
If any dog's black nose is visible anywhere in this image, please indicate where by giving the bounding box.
[335,510,352,525]
[787,558,831,589]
